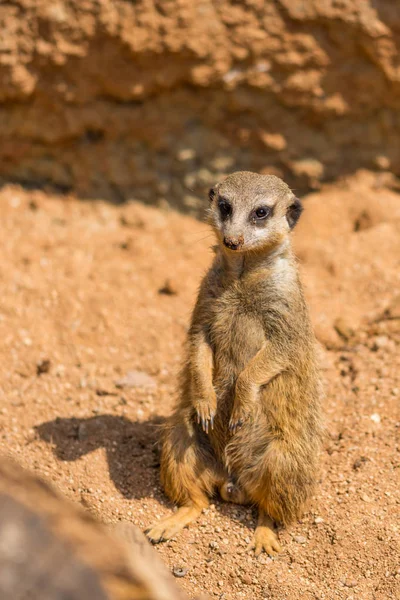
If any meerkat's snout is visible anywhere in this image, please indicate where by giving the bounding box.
[223,235,244,251]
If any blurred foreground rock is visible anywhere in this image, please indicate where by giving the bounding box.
[0,456,190,600]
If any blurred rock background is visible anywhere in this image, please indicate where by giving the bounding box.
[1,0,400,214]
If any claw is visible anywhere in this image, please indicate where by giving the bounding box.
[229,418,243,435]
[210,415,214,430]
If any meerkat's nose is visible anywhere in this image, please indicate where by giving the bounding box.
[223,236,243,250]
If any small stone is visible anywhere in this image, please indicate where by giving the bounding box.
[259,131,287,151]
[375,155,390,170]
[293,535,307,544]
[370,413,381,423]
[314,516,324,524]
[172,566,188,578]
[158,279,178,296]
[344,579,357,588]
[361,494,372,503]
[258,554,272,565]
[353,456,368,470]
[334,317,355,341]
[218,580,224,587]
[36,359,51,376]
[209,541,219,549]
[115,370,156,389]
[78,423,88,441]
[374,336,389,349]
[290,158,324,180]
[240,574,252,585]
[177,148,196,161]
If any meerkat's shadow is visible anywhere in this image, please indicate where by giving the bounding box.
[35,414,165,502]
[35,415,258,532]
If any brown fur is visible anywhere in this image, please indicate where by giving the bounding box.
[146,172,323,555]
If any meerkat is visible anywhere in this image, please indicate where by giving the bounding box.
[146,171,323,555]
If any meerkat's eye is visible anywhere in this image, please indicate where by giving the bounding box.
[218,199,232,220]
[252,206,271,221]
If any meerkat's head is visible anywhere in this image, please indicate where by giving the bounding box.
[208,171,302,254]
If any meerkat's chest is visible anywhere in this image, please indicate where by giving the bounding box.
[209,286,265,373]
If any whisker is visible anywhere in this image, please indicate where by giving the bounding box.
[183,233,214,246]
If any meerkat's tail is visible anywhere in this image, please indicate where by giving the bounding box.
[146,410,223,543]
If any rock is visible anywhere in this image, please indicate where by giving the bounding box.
[172,566,188,578]
[334,317,355,341]
[257,554,273,565]
[3,1,400,213]
[240,574,252,585]
[158,280,178,296]
[177,149,196,161]
[36,359,51,376]
[314,516,324,524]
[353,456,368,470]
[370,413,381,424]
[293,535,307,544]
[78,423,88,441]
[344,579,358,588]
[115,370,156,389]
[361,494,372,503]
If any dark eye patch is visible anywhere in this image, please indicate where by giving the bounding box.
[251,205,272,222]
[218,198,232,220]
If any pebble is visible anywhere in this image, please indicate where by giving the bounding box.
[361,494,372,503]
[115,370,156,389]
[240,574,252,585]
[370,413,381,423]
[177,148,196,161]
[314,516,324,524]
[209,541,219,549]
[258,554,273,565]
[36,359,51,375]
[293,535,307,544]
[344,579,357,588]
[78,423,88,441]
[172,566,188,578]
[158,279,178,296]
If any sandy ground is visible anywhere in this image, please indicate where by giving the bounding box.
[0,170,399,600]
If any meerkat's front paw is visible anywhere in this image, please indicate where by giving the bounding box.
[250,527,282,556]
[229,404,250,434]
[194,394,216,433]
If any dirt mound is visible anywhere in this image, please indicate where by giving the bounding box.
[0,171,399,599]
[2,1,400,210]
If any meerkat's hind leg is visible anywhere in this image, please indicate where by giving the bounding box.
[249,509,282,556]
[145,501,206,544]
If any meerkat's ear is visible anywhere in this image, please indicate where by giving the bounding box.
[286,197,303,229]
[208,187,217,203]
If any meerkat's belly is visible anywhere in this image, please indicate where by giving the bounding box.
[210,306,265,385]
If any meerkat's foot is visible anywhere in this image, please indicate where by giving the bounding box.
[145,504,203,544]
[219,480,248,505]
[249,509,282,556]
[194,397,216,434]
[250,526,281,556]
